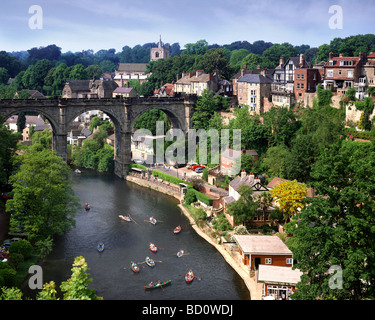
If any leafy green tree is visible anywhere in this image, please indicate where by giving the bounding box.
[85,65,102,79]
[193,48,233,80]
[261,144,291,179]
[31,129,53,149]
[183,40,208,55]
[68,64,88,80]
[0,67,9,85]
[239,53,263,70]
[261,43,299,69]
[60,256,102,300]
[227,184,258,225]
[287,140,375,300]
[6,144,80,242]
[191,89,217,130]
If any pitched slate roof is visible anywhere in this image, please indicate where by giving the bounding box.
[237,74,273,84]
[117,63,147,73]
[113,87,134,94]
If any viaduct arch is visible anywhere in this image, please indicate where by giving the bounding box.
[0,96,196,178]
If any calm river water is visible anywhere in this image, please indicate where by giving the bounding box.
[39,170,249,300]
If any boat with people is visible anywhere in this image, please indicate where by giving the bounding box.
[149,216,157,225]
[149,242,158,253]
[97,243,104,252]
[145,256,155,267]
[144,280,171,290]
[84,203,90,211]
[174,225,181,234]
[185,269,194,283]
[119,215,131,222]
[130,261,140,273]
[75,169,81,173]
[177,249,184,258]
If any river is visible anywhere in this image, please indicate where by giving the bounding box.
[38,170,249,300]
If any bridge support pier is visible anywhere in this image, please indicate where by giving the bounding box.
[54,133,68,162]
[114,131,132,179]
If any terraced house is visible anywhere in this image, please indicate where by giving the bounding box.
[323,51,367,98]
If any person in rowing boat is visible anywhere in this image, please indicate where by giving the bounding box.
[148,281,153,287]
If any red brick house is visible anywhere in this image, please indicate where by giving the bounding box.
[233,235,293,271]
[323,52,366,97]
[294,61,321,107]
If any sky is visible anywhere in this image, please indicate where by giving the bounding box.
[0,0,374,53]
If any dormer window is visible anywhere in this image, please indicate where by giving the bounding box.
[340,60,353,66]
[329,60,334,66]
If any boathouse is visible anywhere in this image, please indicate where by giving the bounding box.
[232,235,293,270]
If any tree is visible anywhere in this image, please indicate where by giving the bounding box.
[183,40,208,55]
[85,65,102,79]
[227,184,258,225]
[68,64,88,80]
[286,140,375,300]
[270,180,307,224]
[261,144,291,179]
[6,144,80,242]
[261,43,299,69]
[191,89,217,130]
[0,67,9,85]
[193,48,233,80]
[257,191,274,222]
[60,256,102,300]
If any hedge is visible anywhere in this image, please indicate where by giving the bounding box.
[187,186,213,206]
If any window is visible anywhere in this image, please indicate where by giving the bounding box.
[301,74,305,80]
[296,74,300,80]
[370,78,374,84]
[300,83,304,89]
[347,70,353,78]
[250,89,256,96]
[250,96,256,104]
[265,258,272,264]
[327,70,333,78]
[286,258,293,264]
[340,60,353,66]
[329,60,334,66]
[338,70,342,75]
[297,83,300,89]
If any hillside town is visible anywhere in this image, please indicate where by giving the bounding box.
[1,33,375,301]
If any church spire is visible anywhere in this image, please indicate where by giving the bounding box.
[158,35,162,48]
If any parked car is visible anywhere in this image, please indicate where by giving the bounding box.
[187,164,197,170]
[191,165,201,171]
[1,240,12,249]
[195,167,205,173]
[133,159,144,164]
[173,163,186,169]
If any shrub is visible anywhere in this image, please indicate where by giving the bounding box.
[184,188,197,205]
[7,253,24,270]
[0,268,17,286]
[9,239,33,260]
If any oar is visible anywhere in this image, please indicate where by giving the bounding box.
[129,215,137,224]
[154,260,163,263]
[194,275,201,280]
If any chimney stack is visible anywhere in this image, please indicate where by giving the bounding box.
[241,170,246,179]
[279,57,284,66]
[359,51,364,60]
[261,68,267,76]
[299,54,305,68]
[176,73,180,81]
[329,52,334,60]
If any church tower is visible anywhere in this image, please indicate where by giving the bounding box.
[150,35,170,61]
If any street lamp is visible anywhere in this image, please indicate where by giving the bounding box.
[175,162,178,179]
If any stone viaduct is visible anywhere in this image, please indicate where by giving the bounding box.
[0,96,197,178]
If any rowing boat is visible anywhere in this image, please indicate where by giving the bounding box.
[144,280,171,290]
[97,243,104,252]
[185,269,194,283]
[119,215,131,222]
[149,242,158,253]
[149,216,157,225]
[130,261,140,273]
[174,225,181,234]
[145,256,155,267]
[177,249,184,258]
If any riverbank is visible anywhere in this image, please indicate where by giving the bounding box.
[125,174,262,300]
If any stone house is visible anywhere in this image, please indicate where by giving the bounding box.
[113,63,149,86]
[237,70,273,114]
[112,86,137,98]
[62,79,118,99]
[174,70,221,96]
[322,52,366,98]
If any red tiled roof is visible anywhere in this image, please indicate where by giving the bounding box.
[325,57,360,67]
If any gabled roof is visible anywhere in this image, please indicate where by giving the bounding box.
[237,74,273,84]
[233,235,292,255]
[257,265,302,285]
[117,63,147,73]
[324,56,360,67]
[113,87,134,93]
